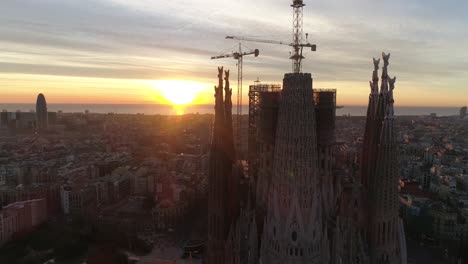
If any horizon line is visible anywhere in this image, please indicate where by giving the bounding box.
[0,102,465,108]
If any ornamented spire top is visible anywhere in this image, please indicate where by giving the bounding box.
[224,70,231,96]
[388,77,396,99]
[382,52,390,64]
[373,58,380,79]
[224,69,235,160]
[214,67,225,121]
[380,52,390,94]
[381,52,390,78]
[387,76,396,118]
[371,58,380,95]
[218,66,224,90]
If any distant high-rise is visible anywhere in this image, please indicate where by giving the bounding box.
[36,93,48,130]
[460,106,467,119]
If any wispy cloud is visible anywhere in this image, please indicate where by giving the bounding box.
[0,0,467,106]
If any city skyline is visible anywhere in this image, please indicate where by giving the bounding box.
[1,0,467,107]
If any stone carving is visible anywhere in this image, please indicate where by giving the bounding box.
[380,53,391,92]
[371,57,380,94]
[388,77,396,104]
[382,52,390,65]
[218,66,224,78]
[207,66,238,264]
[373,58,380,71]
[388,77,396,90]
[218,66,224,89]
[224,70,231,94]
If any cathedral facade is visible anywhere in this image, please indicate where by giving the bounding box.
[207,52,407,264]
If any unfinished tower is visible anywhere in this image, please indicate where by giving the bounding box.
[314,89,337,217]
[260,73,323,263]
[247,82,282,256]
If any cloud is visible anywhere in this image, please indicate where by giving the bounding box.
[0,0,467,105]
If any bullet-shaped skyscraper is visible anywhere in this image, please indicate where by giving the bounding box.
[36,93,48,131]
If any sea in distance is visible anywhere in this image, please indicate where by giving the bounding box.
[0,104,461,117]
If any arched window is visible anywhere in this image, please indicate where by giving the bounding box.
[292,231,297,242]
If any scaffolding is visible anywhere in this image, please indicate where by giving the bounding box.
[313,89,337,145]
[248,83,282,181]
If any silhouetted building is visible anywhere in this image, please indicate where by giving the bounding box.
[314,89,337,217]
[460,106,467,119]
[361,53,406,264]
[0,111,7,130]
[243,53,407,264]
[248,83,281,210]
[259,73,324,263]
[36,93,48,131]
[207,67,240,264]
[0,111,36,135]
[48,112,57,126]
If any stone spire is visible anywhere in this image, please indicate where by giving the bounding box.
[371,57,380,95]
[387,77,396,118]
[362,53,405,264]
[365,53,390,194]
[224,70,235,162]
[207,67,239,264]
[361,57,381,187]
[377,53,390,120]
[260,73,322,263]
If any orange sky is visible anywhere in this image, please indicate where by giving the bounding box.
[0,73,465,107]
[1,0,467,107]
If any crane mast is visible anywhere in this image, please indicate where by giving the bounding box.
[226,0,316,73]
[291,0,305,73]
[237,44,243,131]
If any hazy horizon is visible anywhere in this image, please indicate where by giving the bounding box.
[1,102,463,117]
[0,102,465,108]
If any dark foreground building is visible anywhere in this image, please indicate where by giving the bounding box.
[206,2,406,260]
[207,67,240,264]
[361,53,406,264]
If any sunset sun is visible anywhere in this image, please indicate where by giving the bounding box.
[152,80,207,105]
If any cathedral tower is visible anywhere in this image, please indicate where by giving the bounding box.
[207,67,240,264]
[362,53,406,264]
[260,73,323,263]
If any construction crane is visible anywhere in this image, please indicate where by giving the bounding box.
[211,44,259,156]
[227,0,316,73]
